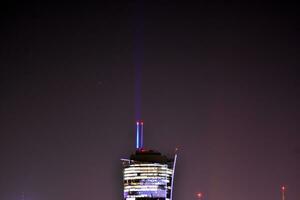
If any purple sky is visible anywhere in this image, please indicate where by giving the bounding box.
[0,1,299,200]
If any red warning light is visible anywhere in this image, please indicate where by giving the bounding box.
[281,186,286,191]
[196,192,203,199]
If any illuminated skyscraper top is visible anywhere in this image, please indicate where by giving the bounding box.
[121,121,177,200]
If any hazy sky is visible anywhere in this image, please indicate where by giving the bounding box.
[0,1,299,200]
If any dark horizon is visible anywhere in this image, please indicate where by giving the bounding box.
[0,1,299,200]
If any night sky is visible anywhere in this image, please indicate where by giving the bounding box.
[0,1,299,200]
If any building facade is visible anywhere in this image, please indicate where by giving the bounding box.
[121,121,177,200]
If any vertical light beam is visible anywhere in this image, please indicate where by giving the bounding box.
[134,1,144,121]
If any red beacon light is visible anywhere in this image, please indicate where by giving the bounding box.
[196,192,203,199]
[281,186,286,191]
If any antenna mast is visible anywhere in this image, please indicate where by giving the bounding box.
[136,120,144,150]
[21,192,25,200]
[281,186,286,200]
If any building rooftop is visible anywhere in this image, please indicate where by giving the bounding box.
[130,149,173,164]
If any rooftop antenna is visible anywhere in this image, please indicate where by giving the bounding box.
[281,186,286,200]
[136,120,144,150]
[21,192,25,200]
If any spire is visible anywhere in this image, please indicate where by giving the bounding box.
[281,185,286,200]
[21,192,25,200]
[136,120,144,149]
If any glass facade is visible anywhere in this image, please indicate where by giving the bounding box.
[122,151,176,200]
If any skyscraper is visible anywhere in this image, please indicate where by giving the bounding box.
[121,121,177,200]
